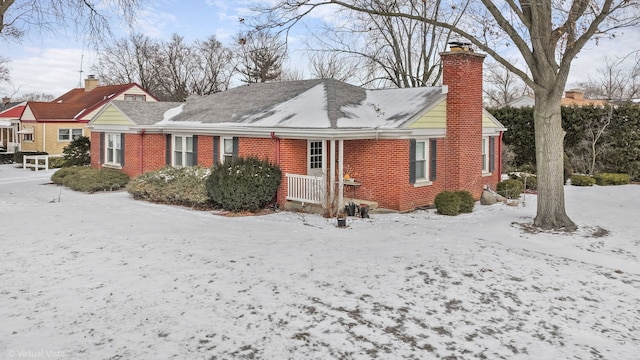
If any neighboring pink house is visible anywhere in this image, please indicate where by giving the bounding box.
[89,48,506,213]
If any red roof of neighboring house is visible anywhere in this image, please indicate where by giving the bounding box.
[0,103,26,119]
[27,83,147,121]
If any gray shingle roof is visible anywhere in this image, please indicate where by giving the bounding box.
[110,100,183,126]
[162,79,444,130]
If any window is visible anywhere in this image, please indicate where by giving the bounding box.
[124,94,146,101]
[173,135,196,166]
[58,128,83,141]
[410,139,437,185]
[23,133,34,142]
[105,133,123,166]
[414,140,427,180]
[482,136,495,173]
[309,140,323,169]
[222,137,234,163]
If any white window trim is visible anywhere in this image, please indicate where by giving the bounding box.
[172,134,195,167]
[413,139,432,187]
[482,136,492,176]
[58,128,83,142]
[220,137,234,163]
[104,133,123,168]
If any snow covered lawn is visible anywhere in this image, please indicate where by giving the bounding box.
[1,164,639,359]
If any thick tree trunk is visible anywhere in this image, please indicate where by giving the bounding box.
[532,91,577,231]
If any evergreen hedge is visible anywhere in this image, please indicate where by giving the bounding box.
[126,166,212,207]
[593,173,631,186]
[570,174,595,186]
[206,157,282,212]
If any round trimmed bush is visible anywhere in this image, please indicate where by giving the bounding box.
[206,157,282,212]
[455,190,475,213]
[570,174,595,186]
[522,175,537,191]
[496,179,523,199]
[434,191,461,216]
[126,166,212,207]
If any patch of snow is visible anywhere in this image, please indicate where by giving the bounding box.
[0,164,639,359]
[162,104,187,122]
[338,87,440,128]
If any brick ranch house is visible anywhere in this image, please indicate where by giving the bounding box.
[89,49,506,213]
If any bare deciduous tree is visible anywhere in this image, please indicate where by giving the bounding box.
[0,0,139,43]
[484,60,531,107]
[190,36,234,96]
[15,92,55,101]
[308,51,359,82]
[577,53,640,101]
[94,33,235,101]
[0,56,9,83]
[252,0,640,230]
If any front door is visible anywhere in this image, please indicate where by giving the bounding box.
[307,140,325,177]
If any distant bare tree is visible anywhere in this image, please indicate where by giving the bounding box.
[279,67,306,81]
[153,34,195,101]
[93,33,162,95]
[578,53,640,101]
[94,33,235,101]
[0,56,8,83]
[235,30,286,83]
[0,0,139,43]
[303,0,464,88]
[309,51,359,82]
[15,92,55,101]
[190,36,234,95]
[484,60,531,107]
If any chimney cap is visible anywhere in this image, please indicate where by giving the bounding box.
[448,40,474,52]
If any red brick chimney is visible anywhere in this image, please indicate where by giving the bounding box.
[441,43,486,197]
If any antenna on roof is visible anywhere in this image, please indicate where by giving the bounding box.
[77,53,84,88]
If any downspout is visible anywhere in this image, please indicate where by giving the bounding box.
[498,131,503,181]
[42,123,46,152]
[270,131,280,164]
[139,129,146,175]
[270,131,281,207]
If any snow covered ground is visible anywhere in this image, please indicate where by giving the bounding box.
[0,164,639,360]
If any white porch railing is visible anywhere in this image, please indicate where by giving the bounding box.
[286,173,325,205]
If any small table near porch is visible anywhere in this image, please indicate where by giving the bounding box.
[343,179,362,198]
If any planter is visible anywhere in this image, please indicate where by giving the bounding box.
[337,217,347,227]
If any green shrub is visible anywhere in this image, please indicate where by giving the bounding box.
[126,166,212,207]
[496,179,524,199]
[570,174,595,186]
[62,135,91,166]
[53,167,129,192]
[455,190,475,213]
[51,166,79,185]
[48,156,66,169]
[523,175,537,191]
[593,173,631,186]
[206,157,282,212]
[434,191,461,216]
